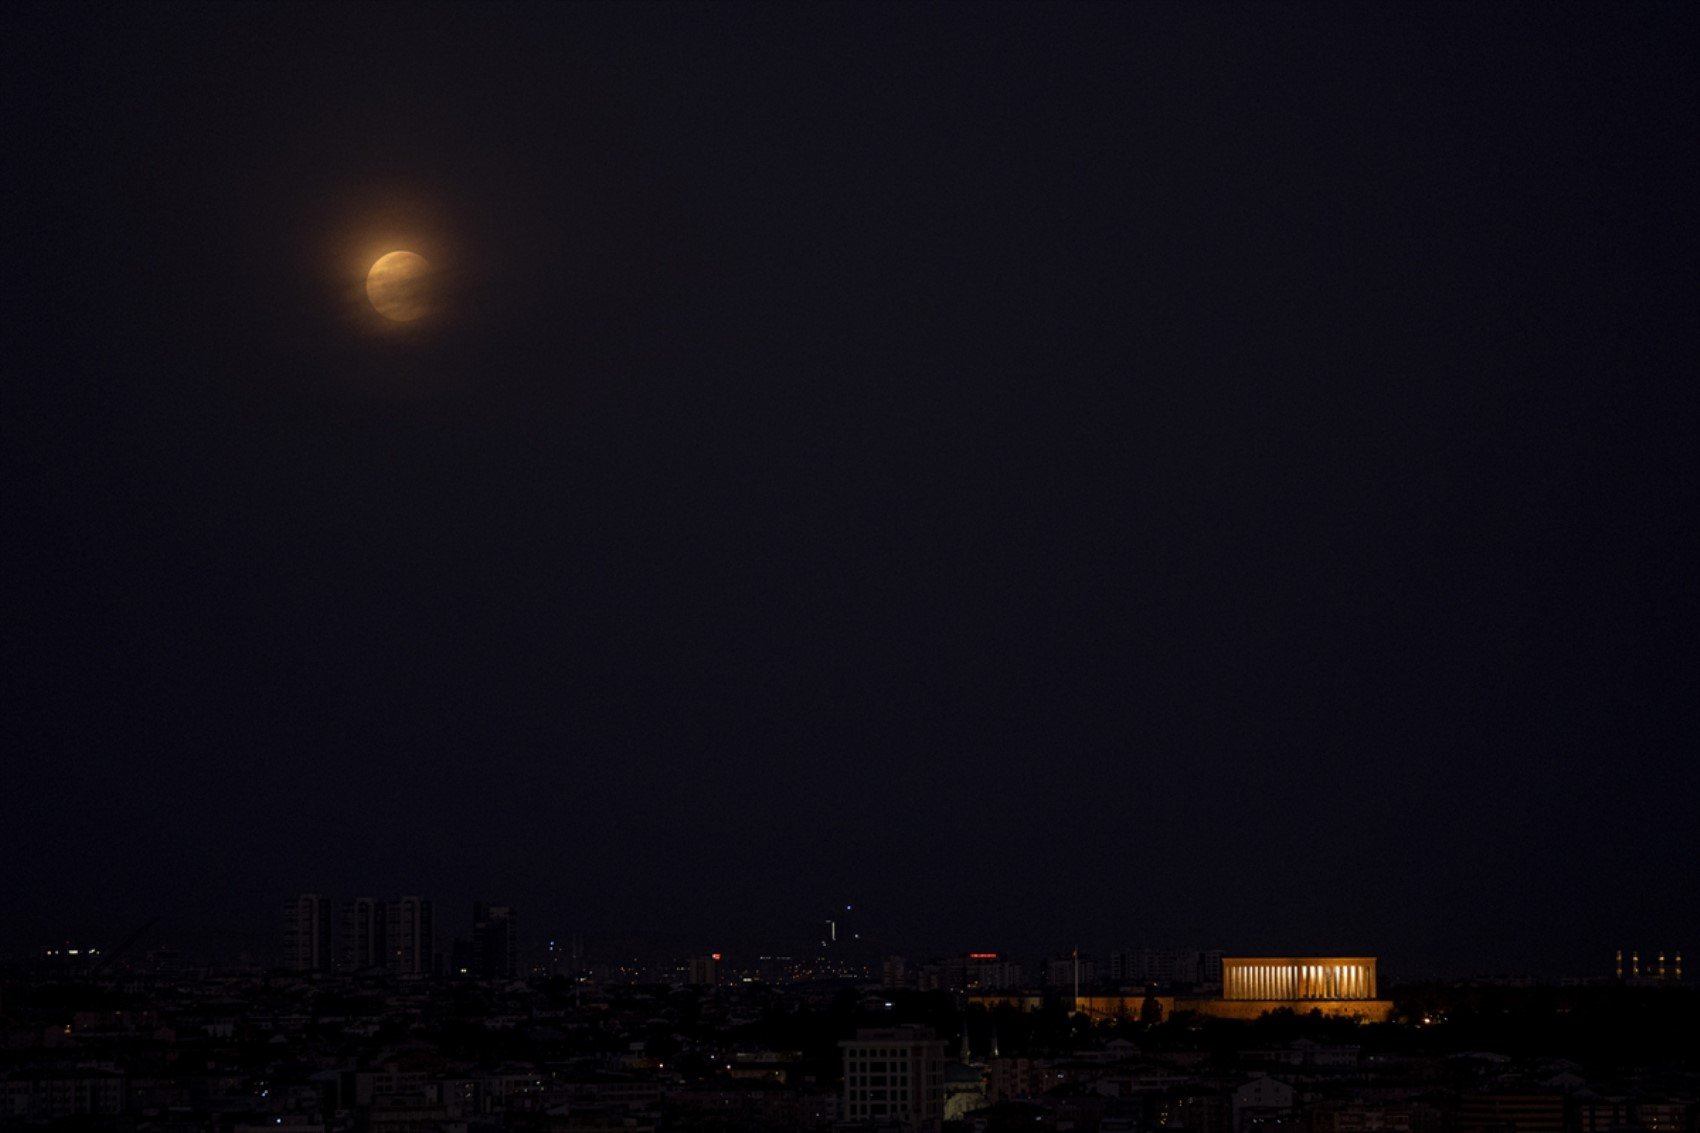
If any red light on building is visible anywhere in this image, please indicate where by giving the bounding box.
[711,953,722,961]
[968,952,999,959]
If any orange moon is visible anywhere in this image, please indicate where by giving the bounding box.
[365,250,432,321]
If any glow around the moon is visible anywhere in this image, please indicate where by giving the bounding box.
[366,250,432,321]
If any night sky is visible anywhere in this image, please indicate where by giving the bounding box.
[5,3,1696,977]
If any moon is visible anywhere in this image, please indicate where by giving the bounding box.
[365,250,432,321]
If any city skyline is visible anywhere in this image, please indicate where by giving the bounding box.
[15,888,1686,988]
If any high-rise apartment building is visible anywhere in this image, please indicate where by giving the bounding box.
[841,1025,945,1132]
[342,897,388,972]
[471,903,519,979]
[386,896,435,976]
[282,893,333,972]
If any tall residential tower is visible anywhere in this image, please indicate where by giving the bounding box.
[282,893,333,972]
[386,896,435,976]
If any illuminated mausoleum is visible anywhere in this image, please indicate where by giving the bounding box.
[1204,956,1391,1021]
[1222,957,1377,1001]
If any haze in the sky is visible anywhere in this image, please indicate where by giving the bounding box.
[3,3,1695,977]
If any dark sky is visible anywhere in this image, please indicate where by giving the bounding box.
[4,3,1695,977]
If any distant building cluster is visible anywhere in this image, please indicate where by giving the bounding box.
[898,949,1224,998]
[280,893,517,979]
[1109,949,1225,986]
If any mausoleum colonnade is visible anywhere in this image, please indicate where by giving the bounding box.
[1221,958,1377,1001]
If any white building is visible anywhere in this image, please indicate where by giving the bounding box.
[841,1026,945,1132]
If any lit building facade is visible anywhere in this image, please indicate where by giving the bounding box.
[1207,957,1391,1021]
[1222,957,1377,1001]
[841,1026,945,1132]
